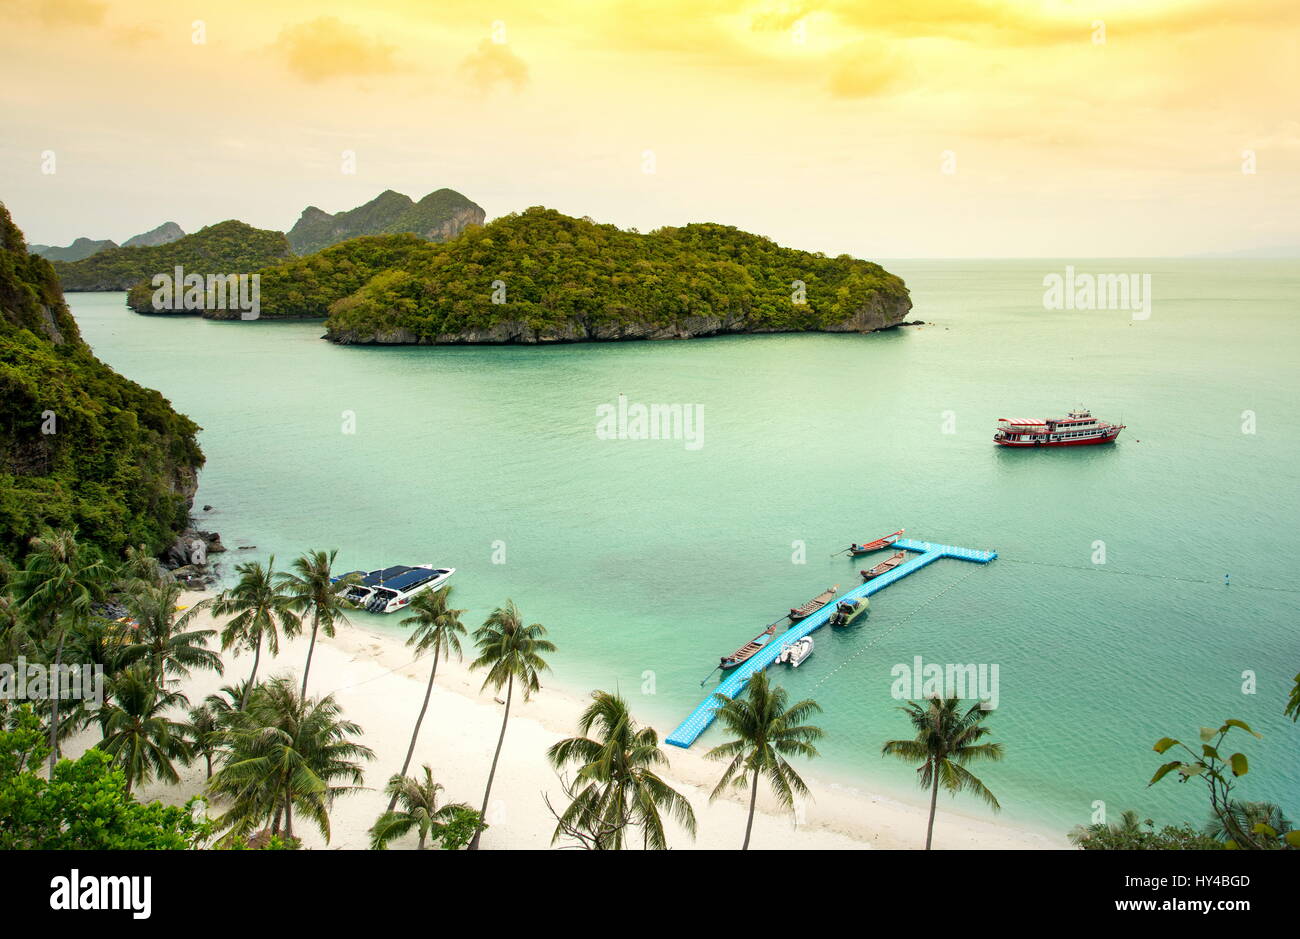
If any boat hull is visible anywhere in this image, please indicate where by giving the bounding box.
[993,429,1121,447]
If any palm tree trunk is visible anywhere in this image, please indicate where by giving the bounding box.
[388,648,440,813]
[469,673,513,850]
[300,617,319,698]
[925,762,939,850]
[742,768,760,850]
[241,632,263,709]
[48,629,65,778]
[284,793,294,839]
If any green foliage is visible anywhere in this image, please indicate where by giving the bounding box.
[706,670,823,849]
[547,689,696,849]
[1149,718,1298,849]
[246,207,909,337]
[0,204,203,558]
[0,706,208,849]
[881,695,1004,850]
[245,234,431,318]
[56,220,291,292]
[369,765,479,850]
[1069,809,1222,850]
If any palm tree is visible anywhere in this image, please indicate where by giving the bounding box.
[1068,808,1146,847]
[13,528,110,774]
[1202,801,1294,845]
[205,558,300,709]
[547,690,696,849]
[182,701,223,779]
[122,579,223,689]
[278,549,355,697]
[370,765,472,849]
[705,670,823,849]
[96,664,194,794]
[387,586,466,813]
[208,675,373,842]
[467,600,555,850]
[881,695,1005,849]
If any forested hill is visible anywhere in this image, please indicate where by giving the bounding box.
[52,220,291,291]
[0,203,203,557]
[321,208,913,343]
[286,188,485,255]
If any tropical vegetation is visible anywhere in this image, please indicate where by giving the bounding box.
[0,204,203,557]
[705,670,823,849]
[881,695,1004,850]
[56,220,291,292]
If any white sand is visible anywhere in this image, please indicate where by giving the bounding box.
[64,591,1065,850]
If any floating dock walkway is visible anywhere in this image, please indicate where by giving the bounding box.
[664,538,997,749]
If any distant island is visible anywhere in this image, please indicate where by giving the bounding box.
[287,188,484,254]
[320,208,912,343]
[28,236,119,262]
[54,221,292,292]
[123,207,913,340]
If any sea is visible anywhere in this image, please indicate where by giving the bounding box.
[67,258,1300,839]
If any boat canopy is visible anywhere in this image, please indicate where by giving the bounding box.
[998,418,1046,426]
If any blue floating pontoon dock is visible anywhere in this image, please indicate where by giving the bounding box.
[664,538,997,748]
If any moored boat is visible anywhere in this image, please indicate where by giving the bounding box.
[334,564,455,614]
[993,409,1124,447]
[828,597,869,627]
[720,624,779,670]
[775,637,814,668]
[789,585,838,621]
[846,530,904,557]
[861,551,907,581]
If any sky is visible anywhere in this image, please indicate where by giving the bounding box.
[0,0,1297,257]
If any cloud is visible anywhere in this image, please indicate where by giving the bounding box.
[826,39,906,98]
[0,0,106,28]
[273,16,399,83]
[458,39,530,93]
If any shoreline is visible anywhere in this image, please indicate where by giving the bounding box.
[65,589,1066,850]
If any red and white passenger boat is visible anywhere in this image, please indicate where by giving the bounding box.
[993,409,1124,447]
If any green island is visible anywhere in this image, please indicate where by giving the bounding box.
[0,203,203,557]
[53,220,291,292]
[320,208,913,344]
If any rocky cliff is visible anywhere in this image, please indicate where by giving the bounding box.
[286,188,485,255]
[0,202,203,557]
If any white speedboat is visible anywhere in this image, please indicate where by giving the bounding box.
[775,636,814,668]
[334,564,455,614]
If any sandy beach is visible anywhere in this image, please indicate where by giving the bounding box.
[64,590,1065,850]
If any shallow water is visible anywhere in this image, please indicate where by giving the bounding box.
[69,258,1300,837]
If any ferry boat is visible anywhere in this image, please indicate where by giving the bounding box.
[993,409,1124,447]
[334,564,455,614]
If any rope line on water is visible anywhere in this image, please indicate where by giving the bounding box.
[810,564,987,695]
[997,557,1300,595]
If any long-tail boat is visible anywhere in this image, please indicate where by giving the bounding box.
[861,551,907,581]
[846,529,904,557]
[720,624,779,670]
[789,585,839,621]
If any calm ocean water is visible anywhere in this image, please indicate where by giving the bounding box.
[69,259,1300,838]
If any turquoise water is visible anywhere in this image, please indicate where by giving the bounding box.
[68,260,1300,838]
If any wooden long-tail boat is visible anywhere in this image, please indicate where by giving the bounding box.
[846,529,905,557]
[861,551,907,581]
[720,624,779,670]
[789,585,839,621]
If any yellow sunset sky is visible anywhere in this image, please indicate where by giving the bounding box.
[1,0,1296,256]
